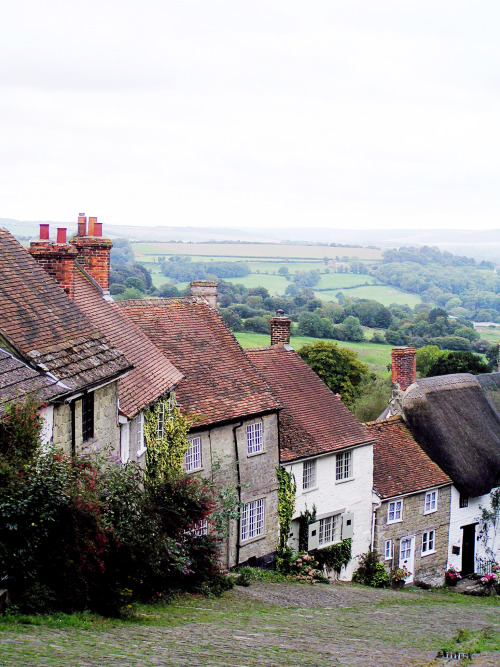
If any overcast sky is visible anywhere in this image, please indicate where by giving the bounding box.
[1,1,499,231]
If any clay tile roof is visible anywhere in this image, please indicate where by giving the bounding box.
[0,228,130,392]
[72,271,183,419]
[401,373,500,497]
[0,347,66,416]
[118,298,279,427]
[366,416,451,499]
[246,345,373,462]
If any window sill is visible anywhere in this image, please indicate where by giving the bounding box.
[136,447,147,458]
[335,476,354,485]
[423,509,437,515]
[185,466,203,474]
[247,449,265,458]
[302,486,318,494]
[387,518,403,525]
[421,550,436,558]
[240,533,266,546]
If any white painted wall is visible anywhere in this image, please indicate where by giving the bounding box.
[448,485,500,571]
[285,443,374,580]
[39,404,54,450]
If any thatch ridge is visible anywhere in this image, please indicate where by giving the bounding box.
[402,373,500,497]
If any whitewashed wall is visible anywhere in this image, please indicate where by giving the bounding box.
[285,443,374,580]
[448,485,500,570]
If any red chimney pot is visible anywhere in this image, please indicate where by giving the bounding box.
[94,222,103,237]
[88,216,97,235]
[56,228,67,244]
[40,224,50,240]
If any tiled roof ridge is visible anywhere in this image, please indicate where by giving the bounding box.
[364,415,404,427]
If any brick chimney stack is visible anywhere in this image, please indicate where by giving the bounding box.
[70,214,112,291]
[270,310,291,346]
[190,280,218,308]
[29,224,78,299]
[391,347,417,391]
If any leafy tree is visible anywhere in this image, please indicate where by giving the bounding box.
[486,343,499,371]
[425,351,490,377]
[416,345,442,377]
[351,375,391,422]
[342,316,364,342]
[298,341,369,407]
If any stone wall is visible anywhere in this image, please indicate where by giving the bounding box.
[375,485,451,587]
[189,412,280,569]
[51,382,120,455]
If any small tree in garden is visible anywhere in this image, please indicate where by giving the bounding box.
[276,466,296,572]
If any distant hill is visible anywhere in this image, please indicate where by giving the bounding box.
[1,217,498,262]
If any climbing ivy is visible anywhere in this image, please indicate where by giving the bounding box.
[276,466,296,571]
[298,505,317,552]
[143,395,192,487]
[312,539,352,578]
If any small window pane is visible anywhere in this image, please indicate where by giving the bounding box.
[303,459,316,490]
[319,515,339,546]
[185,437,202,471]
[384,540,392,560]
[336,451,352,481]
[246,423,263,455]
[157,403,165,439]
[241,499,265,541]
[82,393,94,442]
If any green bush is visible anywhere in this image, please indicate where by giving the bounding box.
[352,550,389,588]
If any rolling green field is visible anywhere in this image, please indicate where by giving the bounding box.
[235,332,392,373]
[315,285,422,307]
[132,242,383,261]
[474,326,500,344]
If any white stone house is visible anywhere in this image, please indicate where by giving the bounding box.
[247,317,375,581]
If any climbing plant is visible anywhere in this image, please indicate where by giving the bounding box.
[143,395,192,487]
[276,466,296,571]
[312,539,352,579]
[298,505,317,552]
[479,488,500,559]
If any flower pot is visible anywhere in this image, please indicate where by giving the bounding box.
[392,579,405,590]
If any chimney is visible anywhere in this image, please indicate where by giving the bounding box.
[270,310,291,346]
[391,347,417,391]
[30,224,78,299]
[190,280,218,308]
[70,214,112,291]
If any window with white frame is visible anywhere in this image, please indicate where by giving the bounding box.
[421,530,435,555]
[246,422,263,455]
[319,514,340,546]
[424,490,438,514]
[336,450,352,481]
[157,402,165,439]
[190,519,208,536]
[384,539,393,560]
[184,437,202,472]
[302,459,317,490]
[387,499,403,523]
[136,413,146,456]
[241,498,265,541]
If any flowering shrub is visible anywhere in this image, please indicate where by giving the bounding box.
[391,566,410,583]
[289,552,325,583]
[445,565,462,585]
[352,550,389,588]
[480,573,498,586]
[491,562,500,573]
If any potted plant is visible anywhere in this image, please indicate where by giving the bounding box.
[391,566,410,589]
[444,565,462,586]
[480,572,499,595]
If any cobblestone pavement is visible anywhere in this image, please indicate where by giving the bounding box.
[0,582,498,667]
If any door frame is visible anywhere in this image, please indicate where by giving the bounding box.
[399,535,415,583]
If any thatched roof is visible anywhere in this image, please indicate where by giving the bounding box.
[402,373,500,497]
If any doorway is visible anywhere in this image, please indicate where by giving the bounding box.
[461,524,476,575]
[399,536,415,583]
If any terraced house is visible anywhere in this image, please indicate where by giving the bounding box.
[0,227,131,453]
[246,315,375,580]
[118,285,281,569]
[25,217,184,465]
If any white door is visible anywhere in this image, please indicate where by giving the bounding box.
[399,536,415,583]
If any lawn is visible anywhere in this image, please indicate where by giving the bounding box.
[0,582,498,666]
[316,285,422,307]
[235,332,392,373]
[474,326,500,344]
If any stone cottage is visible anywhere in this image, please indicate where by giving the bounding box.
[118,286,281,568]
[0,226,131,453]
[367,417,452,586]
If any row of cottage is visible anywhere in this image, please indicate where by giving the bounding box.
[1,217,499,584]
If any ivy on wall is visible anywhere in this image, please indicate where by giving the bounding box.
[298,505,317,552]
[143,395,192,487]
[276,466,296,570]
[312,539,352,578]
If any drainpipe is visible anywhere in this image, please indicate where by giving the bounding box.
[70,400,76,456]
[232,419,244,568]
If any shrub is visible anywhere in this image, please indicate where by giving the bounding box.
[352,550,389,588]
